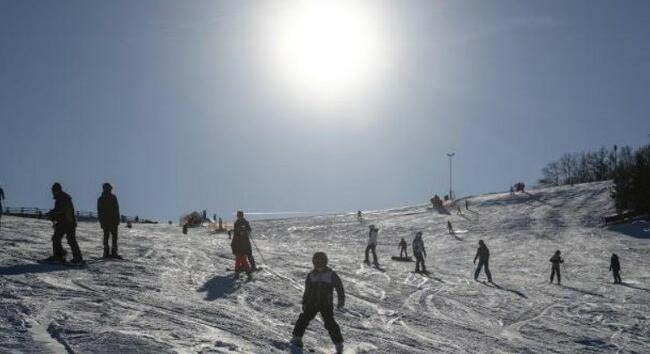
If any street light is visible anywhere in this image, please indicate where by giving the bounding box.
[446,152,455,200]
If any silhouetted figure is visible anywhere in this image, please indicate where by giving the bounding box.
[0,186,4,230]
[218,217,223,230]
[168,220,172,225]
[413,232,427,273]
[465,199,469,210]
[291,252,345,354]
[134,216,139,223]
[357,210,362,222]
[398,238,408,258]
[46,183,83,263]
[213,213,217,222]
[610,253,622,284]
[126,220,132,228]
[182,223,188,234]
[232,210,253,278]
[364,225,379,266]
[202,210,207,220]
[234,210,255,271]
[447,220,454,234]
[228,229,232,240]
[473,240,491,282]
[97,183,121,258]
[549,250,563,284]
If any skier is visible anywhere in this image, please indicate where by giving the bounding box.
[290,252,345,354]
[364,225,379,266]
[45,183,84,263]
[97,183,121,259]
[413,232,427,273]
[0,186,4,230]
[610,253,622,284]
[473,240,492,282]
[234,210,256,271]
[447,220,454,234]
[549,250,563,284]
[398,237,408,258]
[230,211,252,280]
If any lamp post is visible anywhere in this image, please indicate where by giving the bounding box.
[446,152,455,200]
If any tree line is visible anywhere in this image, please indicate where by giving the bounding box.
[538,144,650,215]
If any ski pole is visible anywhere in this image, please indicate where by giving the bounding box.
[249,234,269,266]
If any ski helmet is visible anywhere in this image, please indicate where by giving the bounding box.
[312,252,328,268]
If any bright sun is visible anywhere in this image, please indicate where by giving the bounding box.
[266,1,385,98]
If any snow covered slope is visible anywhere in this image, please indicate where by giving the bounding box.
[1,181,649,353]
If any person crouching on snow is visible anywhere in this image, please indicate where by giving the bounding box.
[291,252,345,354]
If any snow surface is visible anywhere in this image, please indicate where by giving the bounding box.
[1,181,649,353]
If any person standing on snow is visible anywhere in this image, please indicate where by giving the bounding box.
[549,250,564,284]
[398,237,408,258]
[231,210,252,279]
[610,253,622,284]
[0,186,5,230]
[46,183,84,264]
[97,183,121,259]
[473,240,492,282]
[233,210,256,271]
[364,225,379,266]
[413,232,427,273]
[291,252,345,354]
[447,220,454,234]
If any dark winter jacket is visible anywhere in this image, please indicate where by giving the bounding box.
[97,192,120,229]
[474,244,489,263]
[231,219,252,255]
[610,255,620,271]
[302,267,345,309]
[399,240,407,249]
[49,192,77,229]
[550,255,564,268]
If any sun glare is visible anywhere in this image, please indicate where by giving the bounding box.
[266,1,385,98]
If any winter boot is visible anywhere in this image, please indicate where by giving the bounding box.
[335,342,344,354]
[290,336,303,348]
[103,249,111,259]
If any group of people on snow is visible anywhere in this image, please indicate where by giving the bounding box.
[42,182,122,264]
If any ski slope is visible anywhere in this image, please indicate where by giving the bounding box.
[1,181,649,353]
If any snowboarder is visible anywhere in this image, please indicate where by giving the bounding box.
[290,252,345,354]
[413,232,427,273]
[398,237,408,258]
[610,253,622,284]
[97,183,121,259]
[364,225,379,266]
[230,211,252,280]
[45,183,84,263]
[357,210,362,222]
[0,186,4,230]
[549,250,563,284]
[473,240,492,282]
[234,210,256,271]
[447,220,454,234]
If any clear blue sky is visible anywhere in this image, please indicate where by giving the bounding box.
[1,0,649,221]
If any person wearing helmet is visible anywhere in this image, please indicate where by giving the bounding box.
[291,252,345,354]
[233,210,256,271]
[97,183,121,258]
[412,232,427,273]
[473,240,491,282]
[45,183,84,264]
[549,250,564,284]
[364,225,379,266]
[231,210,252,279]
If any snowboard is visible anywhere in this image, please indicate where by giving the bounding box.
[37,259,87,267]
[391,256,413,262]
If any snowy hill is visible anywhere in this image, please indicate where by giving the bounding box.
[1,181,649,353]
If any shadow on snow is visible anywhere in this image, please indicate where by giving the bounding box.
[197,274,241,301]
[0,262,76,276]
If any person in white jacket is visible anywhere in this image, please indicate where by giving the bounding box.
[364,225,379,266]
[413,232,427,273]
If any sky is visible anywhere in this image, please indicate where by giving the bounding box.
[1,0,649,222]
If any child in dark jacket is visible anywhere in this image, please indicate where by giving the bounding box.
[549,250,564,284]
[291,252,345,354]
[610,253,622,284]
